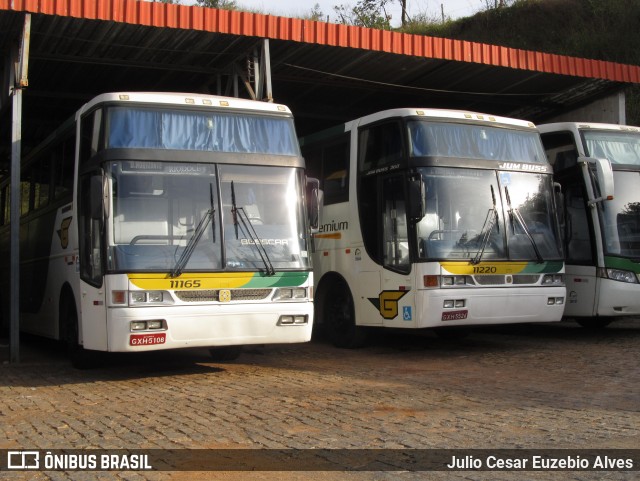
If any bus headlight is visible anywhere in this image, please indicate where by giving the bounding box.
[441,275,473,287]
[605,268,638,284]
[542,274,565,286]
[111,290,172,306]
[129,320,167,331]
[278,315,308,325]
[129,290,166,304]
[273,287,307,301]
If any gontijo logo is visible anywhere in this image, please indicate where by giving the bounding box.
[368,290,409,319]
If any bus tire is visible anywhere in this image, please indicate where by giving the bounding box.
[324,279,367,349]
[576,317,613,329]
[209,346,242,362]
[62,296,100,369]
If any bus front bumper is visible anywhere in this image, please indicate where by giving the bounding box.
[415,286,566,328]
[105,303,313,352]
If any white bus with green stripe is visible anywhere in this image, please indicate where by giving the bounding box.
[0,92,316,366]
[301,108,565,347]
[539,121,640,328]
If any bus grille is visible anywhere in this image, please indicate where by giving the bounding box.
[474,275,504,285]
[175,289,272,302]
[473,274,541,286]
[512,275,540,284]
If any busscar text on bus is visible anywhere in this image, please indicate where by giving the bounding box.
[0,92,320,367]
[301,108,566,348]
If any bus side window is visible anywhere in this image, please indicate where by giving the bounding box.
[0,185,8,225]
[302,133,350,206]
[540,131,578,174]
[20,172,31,217]
[54,136,75,200]
[359,121,403,173]
[32,157,52,211]
[322,139,349,205]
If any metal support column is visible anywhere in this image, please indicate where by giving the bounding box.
[260,39,273,102]
[9,14,30,364]
[210,38,273,103]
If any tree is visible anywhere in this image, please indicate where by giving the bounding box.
[334,0,392,30]
[196,0,238,9]
[400,0,407,26]
[307,3,326,22]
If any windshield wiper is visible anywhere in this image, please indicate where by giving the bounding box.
[231,181,275,276]
[505,186,544,263]
[170,184,216,278]
[472,185,500,265]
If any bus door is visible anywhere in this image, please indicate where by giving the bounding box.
[379,174,414,327]
[78,172,109,351]
[557,162,598,316]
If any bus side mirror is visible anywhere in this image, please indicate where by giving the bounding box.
[581,156,614,204]
[408,173,426,223]
[306,177,322,233]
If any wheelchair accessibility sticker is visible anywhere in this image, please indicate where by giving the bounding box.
[403,306,412,321]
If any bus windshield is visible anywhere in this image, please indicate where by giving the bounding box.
[106,161,310,273]
[599,171,640,259]
[415,167,563,262]
[583,130,640,258]
[408,121,546,163]
[583,130,640,165]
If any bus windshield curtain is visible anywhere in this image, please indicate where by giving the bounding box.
[107,107,299,156]
[408,122,545,163]
[585,134,640,165]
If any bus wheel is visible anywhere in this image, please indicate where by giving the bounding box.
[324,281,367,349]
[576,317,613,329]
[209,346,242,362]
[64,303,99,369]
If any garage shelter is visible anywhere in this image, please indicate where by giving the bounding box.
[1,0,640,361]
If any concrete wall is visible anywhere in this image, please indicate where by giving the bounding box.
[546,91,626,125]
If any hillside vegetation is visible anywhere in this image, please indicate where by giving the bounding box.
[410,0,640,125]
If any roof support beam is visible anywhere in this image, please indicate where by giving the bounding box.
[7,13,30,364]
[213,39,273,102]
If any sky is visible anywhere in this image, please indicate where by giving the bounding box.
[182,1,486,27]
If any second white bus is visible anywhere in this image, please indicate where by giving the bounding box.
[301,108,566,347]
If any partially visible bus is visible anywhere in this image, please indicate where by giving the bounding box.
[0,92,316,366]
[301,109,565,347]
[539,121,640,327]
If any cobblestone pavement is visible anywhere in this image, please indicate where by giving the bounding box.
[1,318,639,481]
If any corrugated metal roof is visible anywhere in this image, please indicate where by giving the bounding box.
[2,0,638,83]
[0,0,639,168]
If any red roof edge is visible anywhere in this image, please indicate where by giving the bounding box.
[2,0,639,84]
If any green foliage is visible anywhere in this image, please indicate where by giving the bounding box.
[334,0,392,29]
[403,0,640,125]
[196,0,238,9]
[306,3,326,22]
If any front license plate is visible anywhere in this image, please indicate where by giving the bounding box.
[442,310,468,321]
[130,333,166,346]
